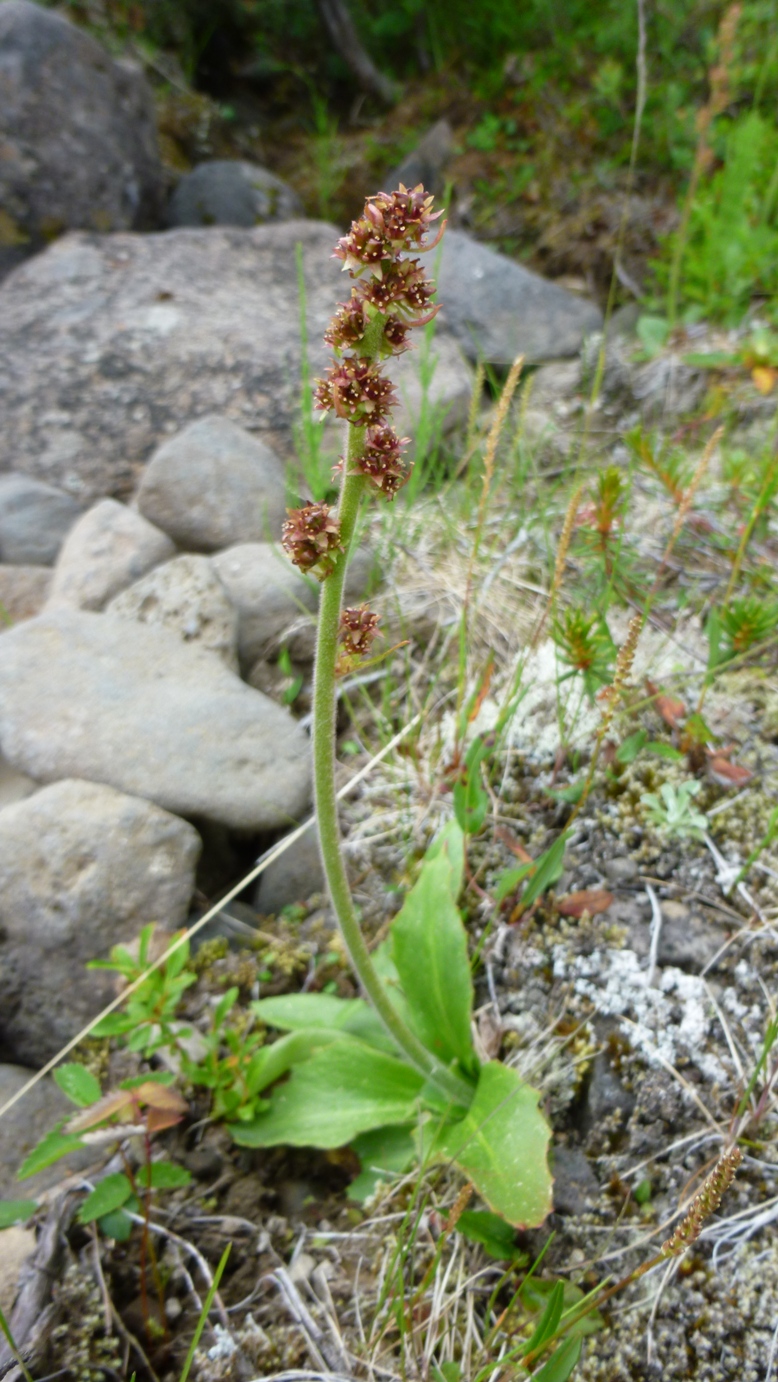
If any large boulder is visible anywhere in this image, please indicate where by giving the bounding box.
[0,0,164,261]
[436,229,602,364]
[107,553,240,670]
[0,564,50,621]
[0,608,312,831]
[136,415,288,550]
[168,160,303,228]
[0,221,473,499]
[0,778,201,1064]
[211,542,320,670]
[47,498,175,610]
[0,473,81,564]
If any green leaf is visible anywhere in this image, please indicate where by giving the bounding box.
[525,1280,565,1354]
[424,819,465,898]
[706,607,724,674]
[453,736,490,835]
[645,741,684,760]
[53,1063,102,1108]
[78,1173,133,1224]
[241,1027,348,1099]
[615,729,647,764]
[391,850,476,1071]
[137,1161,192,1190]
[493,861,534,905]
[349,1124,416,1202]
[253,994,395,1053]
[0,1199,38,1229]
[90,1013,134,1037]
[522,1278,603,1340]
[98,1207,134,1241]
[532,1336,582,1382]
[425,1062,552,1227]
[17,1128,86,1181]
[517,832,569,914]
[231,1037,425,1149]
[432,1364,462,1382]
[213,987,239,1029]
[457,1209,525,1261]
[636,314,669,357]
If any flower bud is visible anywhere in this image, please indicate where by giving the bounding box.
[354,424,411,499]
[314,356,398,424]
[336,604,380,674]
[281,502,343,580]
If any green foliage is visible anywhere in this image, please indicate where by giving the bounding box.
[453,735,490,835]
[457,1208,526,1260]
[0,1200,38,1230]
[89,924,196,1056]
[641,779,709,840]
[551,608,615,700]
[657,112,778,322]
[233,825,552,1227]
[53,1062,102,1108]
[719,595,778,658]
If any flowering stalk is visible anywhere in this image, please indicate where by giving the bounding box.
[284,187,472,1107]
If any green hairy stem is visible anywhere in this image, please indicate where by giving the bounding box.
[311,395,472,1109]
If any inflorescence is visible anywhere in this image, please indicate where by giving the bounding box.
[282,184,443,672]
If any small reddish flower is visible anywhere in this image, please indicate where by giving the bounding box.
[359,258,437,319]
[281,502,343,580]
[324,290,415,357]
[354,424,411,499]
[336,604,381,674]
[335,184,444,273]
[314,356,397,424]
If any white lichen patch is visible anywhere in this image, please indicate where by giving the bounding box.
[558,943,730,1084]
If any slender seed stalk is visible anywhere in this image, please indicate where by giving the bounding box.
[311,384,473,1108]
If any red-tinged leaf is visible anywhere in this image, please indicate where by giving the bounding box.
[145,1106,186,1133]
[706,754,754,787]
[556,889,614,918]
[65,1090,136,1133]
[658,697,686,730]
[495,827,533,863]
[135,1082,188,1113]
[468,657,494,725]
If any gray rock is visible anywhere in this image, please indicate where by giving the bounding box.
[0,752,35,809]
[631,900,727,974]
[0,779,200,1064]
[254,825,324,915]
[551,1145,600,1216]
[168,160,303,228]
[436,229,602,364]
[0,474,81,564]
[107,553,239,670]
[0,608,312,831]
[47,498,175,610]
[0,0,163,258]
[0,221,471,500]
[0,564,50,621]
[603,856,639,885]
[136,415,288,551]
[387,119,454,201]
[0,1223,34,1315]
[0,1063,95,1199]
[211,542,319,670]
[582,1051,634,1133]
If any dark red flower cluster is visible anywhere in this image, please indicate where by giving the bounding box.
[335,185,443,270]
[354,425,411,498]
[311,183,444,505]
[314,357,397,425]
[336,604,381,675]
[281,502,342,580]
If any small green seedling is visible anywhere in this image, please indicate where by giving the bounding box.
[640,779,709,840]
